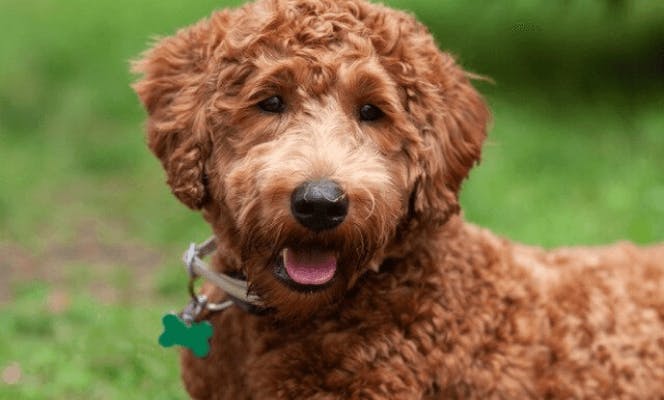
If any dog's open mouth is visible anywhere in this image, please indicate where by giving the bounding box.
[273,248,337,290]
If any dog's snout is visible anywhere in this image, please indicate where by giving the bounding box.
[291,179,348,231]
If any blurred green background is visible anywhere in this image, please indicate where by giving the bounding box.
[1,0,662,398]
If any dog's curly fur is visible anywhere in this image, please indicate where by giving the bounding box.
[133,0,664,398]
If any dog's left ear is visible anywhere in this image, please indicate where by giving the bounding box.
[402,50,490,226]
[131,18,219,209]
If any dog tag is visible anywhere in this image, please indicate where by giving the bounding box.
[158,313,213,358]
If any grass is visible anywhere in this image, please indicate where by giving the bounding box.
[0,0,662,398]
[1,282,183,399]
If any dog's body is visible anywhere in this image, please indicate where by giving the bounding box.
[183,222,664,399]
[133,0,664,398]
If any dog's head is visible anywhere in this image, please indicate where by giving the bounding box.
[133,0,489,319]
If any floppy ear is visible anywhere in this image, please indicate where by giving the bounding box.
[407,50,490,226]
[132,18,219,209]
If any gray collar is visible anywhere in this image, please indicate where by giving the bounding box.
[182,237,264,319]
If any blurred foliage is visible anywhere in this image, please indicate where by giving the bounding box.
[0,0,662,398]
[397,0,664,96]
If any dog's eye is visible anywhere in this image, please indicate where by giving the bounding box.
[359,104,384,121]
[258,96,286,113]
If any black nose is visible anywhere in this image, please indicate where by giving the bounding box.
[291,179,349,231]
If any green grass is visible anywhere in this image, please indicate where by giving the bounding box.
[0,0,663,398]
[1,283,184,399]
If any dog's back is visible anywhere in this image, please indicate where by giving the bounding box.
[505,236,664,398]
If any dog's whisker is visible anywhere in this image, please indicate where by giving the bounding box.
[354,185,377,222]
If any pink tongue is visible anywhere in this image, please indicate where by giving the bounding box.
[283,248,337,285]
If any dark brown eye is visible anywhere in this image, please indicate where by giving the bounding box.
[258,96,285,113]
[359,104,384,121]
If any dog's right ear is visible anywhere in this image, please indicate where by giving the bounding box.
[132,19,219,209]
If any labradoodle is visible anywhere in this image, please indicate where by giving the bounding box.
[133,0,664,398]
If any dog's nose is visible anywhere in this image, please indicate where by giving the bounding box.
[291,179,348,231]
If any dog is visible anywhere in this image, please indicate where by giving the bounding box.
[132,0,664,398]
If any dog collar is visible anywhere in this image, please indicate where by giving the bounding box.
[182,237,264,316]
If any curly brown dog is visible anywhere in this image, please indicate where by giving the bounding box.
[133,0,664,398]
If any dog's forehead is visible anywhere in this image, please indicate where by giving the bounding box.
[209,0,418,99]
[242,54,400,108]
[250,51,383,82]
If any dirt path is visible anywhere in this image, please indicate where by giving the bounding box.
[0,224,166,305]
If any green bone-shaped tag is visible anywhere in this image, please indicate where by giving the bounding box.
[158,314,213,358]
